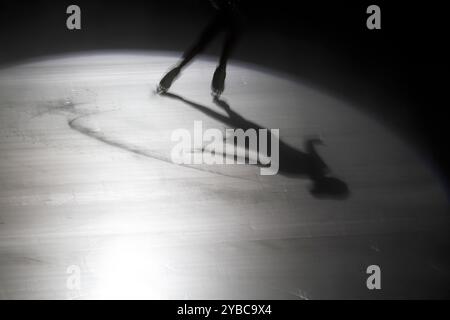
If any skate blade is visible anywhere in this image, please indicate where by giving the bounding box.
[156,84,168,95]
[211,90,223,99]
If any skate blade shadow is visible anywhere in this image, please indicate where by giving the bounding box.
[162,91,350,200]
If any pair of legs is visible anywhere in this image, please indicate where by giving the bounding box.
[157,7,242,97]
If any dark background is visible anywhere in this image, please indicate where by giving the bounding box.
[0,0,448,186]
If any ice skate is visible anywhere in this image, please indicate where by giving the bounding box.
[157,66,181,94]
[211,66,226,98]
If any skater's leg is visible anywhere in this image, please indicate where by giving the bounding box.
[157,14,225,93]
[212,13,242,97]
[178,14,225,68]
[219,19,241,69]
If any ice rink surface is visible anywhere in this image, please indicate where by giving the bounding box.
[0,52,448,299]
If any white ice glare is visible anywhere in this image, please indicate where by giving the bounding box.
[0,52,447,299]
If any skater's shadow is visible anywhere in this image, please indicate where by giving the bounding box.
[162,92,350,199]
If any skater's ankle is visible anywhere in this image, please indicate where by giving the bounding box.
[171,65,182,72]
